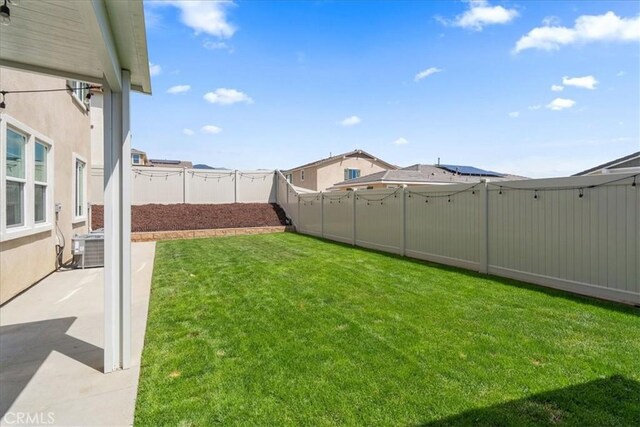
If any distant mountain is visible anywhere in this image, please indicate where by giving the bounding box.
[193,164,230,170]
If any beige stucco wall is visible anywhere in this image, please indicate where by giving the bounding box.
[0,68,91,304]
[289,166,318,191]
[289,157,390,192]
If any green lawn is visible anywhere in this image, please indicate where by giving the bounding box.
[135,233,640,426]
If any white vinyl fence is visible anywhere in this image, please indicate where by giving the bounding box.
[276,171,640,305]
[91,167,277,205]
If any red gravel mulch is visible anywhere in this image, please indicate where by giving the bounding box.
[91,203,288,232]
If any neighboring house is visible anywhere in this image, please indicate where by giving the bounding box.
[131,148,149,166]
[573,151,640,176]
[0,68,92,303]
[148,158,193,168]
[331,163,527,190]
[283,149,397,191]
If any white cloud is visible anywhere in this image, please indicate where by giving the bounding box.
[562,75,598,90]
[163,0,237,38]
[149,62,162,77]
[203,88,253,105]
[551,84,564,92]
[616,70,626,77]
[203,39,234,52]
[514,11,640,53]
[508,111,520,118]
[414,67,443,82]
[528,104,542,110]
[542,16,561,27]
[441,0,519,31]
[546,98,576,111]
[167,85,191,94]
[393,137,409,145]
[183,128,195,136]
[201,125,222,134]
[339,116,361,127]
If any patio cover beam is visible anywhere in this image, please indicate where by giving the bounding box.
[78,0,122,92]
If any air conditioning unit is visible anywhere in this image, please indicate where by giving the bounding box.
[72,230,104,269]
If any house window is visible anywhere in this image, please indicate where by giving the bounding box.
[74,155,87,220]
[1,114,54,242]
[285,174,292,183]
[6,128,26,227]
[344,168,361,180]
[68,80,90,108]
[34,141,49,223]
[132,153,141,165]
[301,170,305,181]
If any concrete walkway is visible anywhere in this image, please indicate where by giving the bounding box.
[0,242,156,426]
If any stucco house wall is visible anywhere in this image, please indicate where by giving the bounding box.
[316,157,388,191]
[0,68,91,304]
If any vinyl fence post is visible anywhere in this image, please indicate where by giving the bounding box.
[400,186,406,256]
[234,170,238,203]
[297,192,301,232]
[320,192,324,238]
[352,190,357,246]
[182,169,186,204]
[274,172,278,205]
[480,180,489,274]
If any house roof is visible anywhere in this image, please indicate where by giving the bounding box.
[131,148,146,155]
[572,151,640,176]
[284,149,397,172]
[332,164,527,188]
[0,0,151,94]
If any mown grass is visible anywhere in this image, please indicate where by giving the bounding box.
[135,232,640,426]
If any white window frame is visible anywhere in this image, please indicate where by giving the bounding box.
[132,153,141,165]
[72,153,88,224]
[344,168,361,180]
[301,169,305,181]
[0,114,55,242]
[67,80,89,112]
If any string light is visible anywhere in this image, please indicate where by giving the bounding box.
[534,190,538,199]
[488,173,638,194]
[0,84,100,109]
[578,188,584,198]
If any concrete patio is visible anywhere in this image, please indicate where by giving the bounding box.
[0,242,155,426]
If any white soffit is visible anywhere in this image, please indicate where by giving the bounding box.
[0,0,151,94]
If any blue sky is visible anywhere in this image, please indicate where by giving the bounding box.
[134,0,640,177]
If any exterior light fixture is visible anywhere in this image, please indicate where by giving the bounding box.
[0,0,10,26]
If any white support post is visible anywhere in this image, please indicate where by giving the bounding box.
[103,70,131,373]
[480,180,489,274]
[400,187,406,256]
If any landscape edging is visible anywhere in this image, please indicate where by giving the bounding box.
[132,226,294,242]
